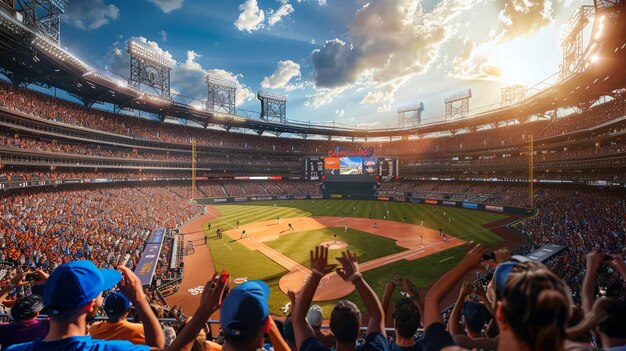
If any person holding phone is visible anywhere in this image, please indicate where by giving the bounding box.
[5,260,164,351]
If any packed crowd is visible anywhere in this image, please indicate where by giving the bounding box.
[0,184,200,273]
[1,240,625,351]
[0,132,301,168]
[515,186,626,302]
[198,181,321,198]
[1,81,624,159]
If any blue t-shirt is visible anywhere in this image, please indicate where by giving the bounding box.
[5,336,149,351]
[301,332,388,351]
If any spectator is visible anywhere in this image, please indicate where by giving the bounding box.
[0,294,49,348]
[5,260,164,351]
[288,246,387,351]
[175,316,222,351]
[381,277,424,351]
[170,272,289,351]
[306,305,335,348]
[446,281,495,350]
[89,292,146,344]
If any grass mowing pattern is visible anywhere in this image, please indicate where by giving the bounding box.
[201,199,507,316]
[265,227,406,267]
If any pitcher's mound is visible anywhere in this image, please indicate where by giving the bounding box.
[320,241,348,249]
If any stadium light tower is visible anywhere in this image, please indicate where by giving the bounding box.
[206,73,237,114]
[444,89,472,120]
[14,0,67,43]
[127,39,173,98]
[257,90,287,124]
[397,102,425,129]
[501,85,528,107]
[559,5,595,81]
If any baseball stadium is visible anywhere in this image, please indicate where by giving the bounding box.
[0,0,625,350]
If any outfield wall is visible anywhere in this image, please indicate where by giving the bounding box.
[194,194,534,216]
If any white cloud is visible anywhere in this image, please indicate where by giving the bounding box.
[147,0,183,13]
[304,87,346,108]
[448,39,502,80]
[335,109,345,117]
[294,0,326,5]
[234,0,265,32]
[495,0,560,41]
[268,3,295,26]
[261,60,301,89]
[61,0,119,30]
[359,85,397,105]
[311,0,475,89]
[284,81,310,91]
[159,30,168,41]
[376,105,391,112]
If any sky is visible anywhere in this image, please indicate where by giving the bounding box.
[57,0,591,128]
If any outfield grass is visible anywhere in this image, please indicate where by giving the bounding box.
[265,227,406,267]
[201,199,508,316]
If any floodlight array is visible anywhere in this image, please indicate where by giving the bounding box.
[444,89,472,103]
[397,102,425,113]
[140,93,172,106]
[206,73,237,89]
[0,11,30,36]
[32,36,92,72]
[257,90,287,102]
[127,39,173,69]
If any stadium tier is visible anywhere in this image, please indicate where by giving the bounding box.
[1,1,626,351]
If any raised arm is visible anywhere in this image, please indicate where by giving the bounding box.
[268,318,291,351]
[381,281,395,326]
[290,245,337,350]
[582,251,603,314]
[0,271,27,305]
[118,265,165,349]
[447,281,471,336]
[168,272,228,351]
[337,250,385,336]
[400,277,424,319]
[424,242,486,328]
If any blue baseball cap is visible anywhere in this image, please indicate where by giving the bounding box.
[44,260,121,316]
[104,292,131,316]
[494,261,518,299]
[220,280,270,338]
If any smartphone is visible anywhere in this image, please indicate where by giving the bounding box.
[25,273,41,282]
[604,254,613,261]
[481,252,496,261]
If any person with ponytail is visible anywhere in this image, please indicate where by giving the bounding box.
[423,242,575,351]
[490,261,573,351]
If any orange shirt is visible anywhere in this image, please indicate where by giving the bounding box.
[89,320,146,344]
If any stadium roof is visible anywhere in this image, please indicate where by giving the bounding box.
[0,3,624,138]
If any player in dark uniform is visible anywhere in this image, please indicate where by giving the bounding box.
[288,223,294,231]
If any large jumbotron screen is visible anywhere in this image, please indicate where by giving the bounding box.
[304,155,398,180]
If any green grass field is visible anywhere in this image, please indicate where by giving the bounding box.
[201,199,507,316]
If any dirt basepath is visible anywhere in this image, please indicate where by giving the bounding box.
[166,206,221,313]
[223,216,465,301]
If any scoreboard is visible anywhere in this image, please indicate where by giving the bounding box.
[304,156,398,180]
[378,157,399,179]
[304,157,324,180]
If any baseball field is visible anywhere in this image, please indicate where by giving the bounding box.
[167,199,526,317]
